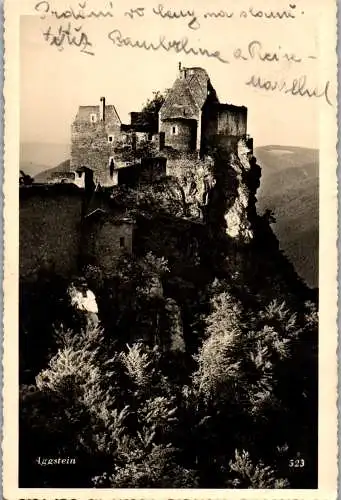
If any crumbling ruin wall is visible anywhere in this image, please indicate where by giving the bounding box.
[159,119,197,152]
[85,219,135,277]
[20,186,83,281]
[217,106,247,137]
[71,124,117,186]
[71,104,121,186]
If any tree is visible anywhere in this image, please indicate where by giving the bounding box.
[19,186,318,489]
[226,450,289,488]
[19,170,34,185]
[22,319,199,488]
[140,91,165,117]
[135,91,166,130]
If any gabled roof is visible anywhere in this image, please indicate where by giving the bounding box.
[74,104,121,124]
[160,67,218,121]
[85,208,135,225]
[160,78,199,120]
[85,208,106,219]
[186,73,208,109]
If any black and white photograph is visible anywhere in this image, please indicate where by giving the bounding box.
[3,0,338,496]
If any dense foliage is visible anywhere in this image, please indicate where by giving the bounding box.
[19,222,318,488]
[19,123,317,489]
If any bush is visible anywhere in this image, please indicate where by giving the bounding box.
[19,243,317,488]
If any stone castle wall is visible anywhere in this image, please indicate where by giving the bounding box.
[71,124,116,186]
[85,218,134,276]
[20,186,136,282]
[71,105,121,186]
[217,107,247,137]
[201,104,248,153]
[20,186,83,280]
[159,119,197,152]
[159,152,215,218]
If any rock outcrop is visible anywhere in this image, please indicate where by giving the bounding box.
[164,152,216,218]
[223,140,261,243]
[202,139,262,243]
[161,139,261,243]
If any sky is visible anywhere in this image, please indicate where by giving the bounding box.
[20,0,331,149]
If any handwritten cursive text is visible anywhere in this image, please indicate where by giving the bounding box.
[234,40,306,63]
[240,4,298,19]
[204,10,234,20]
[152,4,200,30]
[42,23,94,55]
[125,7,145,19]
[108,29,228,63]
[245,74,332,105]
[35,1,114,20]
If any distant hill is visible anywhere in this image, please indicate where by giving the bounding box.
[20,142,70,176]
[20,161,50,178]
[255,145,318,288]
[34,159,71,183]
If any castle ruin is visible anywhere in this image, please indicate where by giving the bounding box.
[70,64,254,189]
[20,65,262,285]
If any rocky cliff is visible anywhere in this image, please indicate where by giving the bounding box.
[163,139,261,243]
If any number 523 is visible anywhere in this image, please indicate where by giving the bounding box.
[289,458,305,468]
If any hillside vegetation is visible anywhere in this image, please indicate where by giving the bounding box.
[255,146,318,288]
[19,147,318,489]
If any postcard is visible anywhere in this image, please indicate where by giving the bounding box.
[3,0,338,498]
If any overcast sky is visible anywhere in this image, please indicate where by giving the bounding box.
[20,1,329,148]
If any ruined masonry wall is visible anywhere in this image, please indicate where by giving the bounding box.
[71,108,121,186]
[217,108,247,137]
[20,191,83,280]
[92,222,134,276]
[160,120,197,152]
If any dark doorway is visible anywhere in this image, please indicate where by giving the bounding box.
[189,120,197,152]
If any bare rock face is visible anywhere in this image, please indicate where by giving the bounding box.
[213,139,261,243]
[165,153,216,218]
[224,141,254,242]
[158,142,261,242]
[180,157,216,214]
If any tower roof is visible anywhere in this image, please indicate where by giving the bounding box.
[160,77,199,120]
[160,66,217,120]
